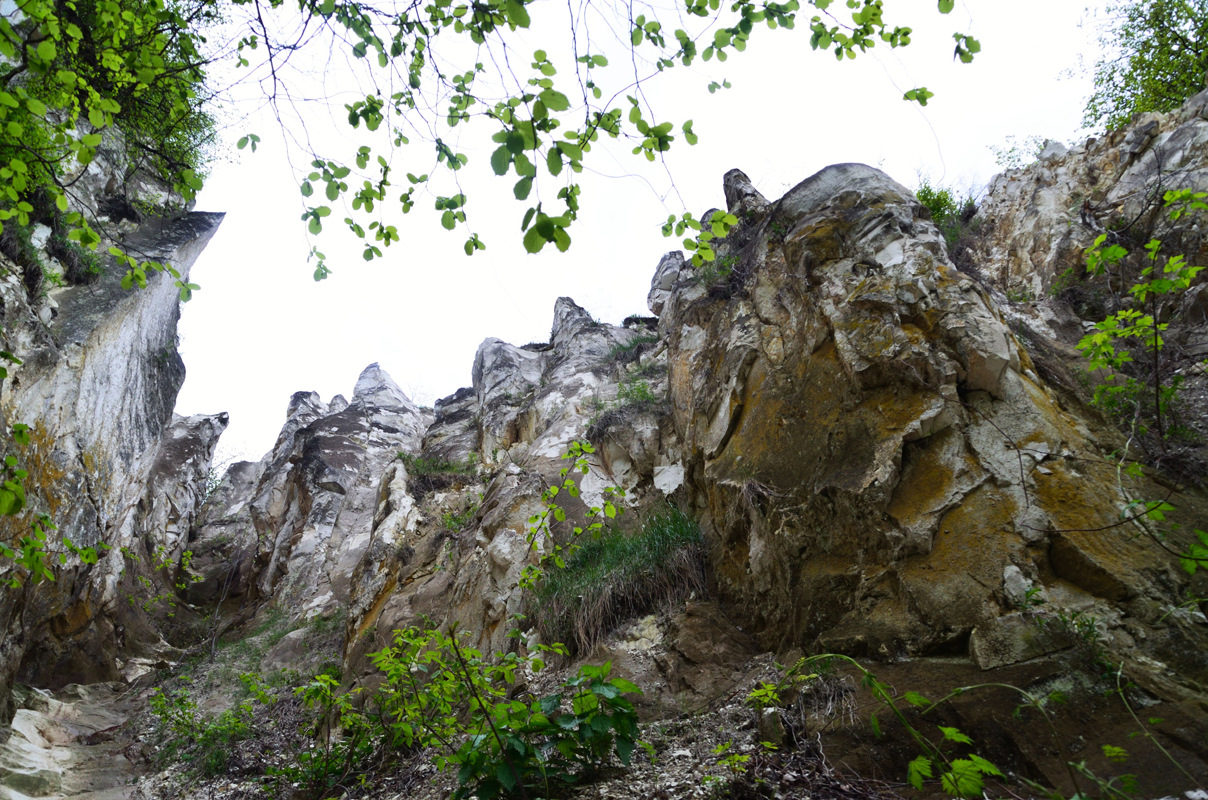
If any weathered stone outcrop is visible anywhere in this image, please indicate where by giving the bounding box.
[968,92,1208,478]
[179,161,1208,741]
[971,91,1208,299]
[185,365,432,625]
[656,164,1206,693]
[0,137,225,730]
[9,94,1208,798]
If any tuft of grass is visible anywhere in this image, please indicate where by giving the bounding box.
[47,231,104,283]
[622,314,658,329]
[534,506,707,653]
[396,451,477,476]
[397,451,479,502]
[586,372,664,442]
[605,333,658,364]
[693,252,737,286]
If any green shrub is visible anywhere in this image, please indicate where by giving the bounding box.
[149,444,648,800]
[616,376,657,406]
[371,626,641,800]
[915,180,976,247]
[442,498,480,531]
[148,682,254,777]
[46,232,104,283]
[693,251,737,285]
[915,179,984,279]
[271,671,379,798]
[534,506,706,652]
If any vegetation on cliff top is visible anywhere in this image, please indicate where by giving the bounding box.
[1084,0,1208,131]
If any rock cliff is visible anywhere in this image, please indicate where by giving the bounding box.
[0,129,225,735]
[7,92,1208,798]
[181,120,1208,792]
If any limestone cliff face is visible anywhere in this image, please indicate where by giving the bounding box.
[968,93,1208,478]
[0,133,225,729]
[185,366,432,623]
[971,94,1208,300]
[658,166,1205,689]
[7,93,1208,793]
[188,157,1206,727]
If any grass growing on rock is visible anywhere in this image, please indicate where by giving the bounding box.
[396,451,477,476]
[534,506,707,653]
[605,333,658,364]
[397,451,479,500]
[586,370,665,442]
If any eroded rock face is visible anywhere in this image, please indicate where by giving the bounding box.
[178,162,1208,731]
[654,164,1205,683]
[971,90,1208,300]
[339,299,669,666]
[0,204,225,727]
[185,364,432,627]
[9,109,1208,793]
[969,94,1208,478]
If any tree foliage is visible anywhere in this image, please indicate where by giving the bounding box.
[0,0,216,224]
[216,0,981,276]
[1083,0,1208,131]
[0,0,986,277]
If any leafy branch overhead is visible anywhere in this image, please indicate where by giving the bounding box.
[0,0,982,278]
[221,0,980,275]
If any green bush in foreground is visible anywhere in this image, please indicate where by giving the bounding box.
[148,680,254,777]
[371,627,641,800]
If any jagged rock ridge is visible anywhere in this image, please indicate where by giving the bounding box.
[8,91,1208,797]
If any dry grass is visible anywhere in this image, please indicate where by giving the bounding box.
[533,506,707,654]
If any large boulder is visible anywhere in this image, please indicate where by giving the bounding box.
[656,163,1206,684]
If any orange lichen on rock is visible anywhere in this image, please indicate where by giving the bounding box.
[1032,461,1168,600]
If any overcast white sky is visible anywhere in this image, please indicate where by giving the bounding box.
[174,0,1109,463]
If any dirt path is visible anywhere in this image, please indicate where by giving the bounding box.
[0,683,145,800]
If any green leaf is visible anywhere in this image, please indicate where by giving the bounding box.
[940,761,983,798]
[615,734,635,765]
[968,754,1003,776]
[514,177,533,200]
[907,755,933,790]
[610,678,641,694]
[938,0,955,12]
[495,763,517,791]
[490,146,511,176]
[505,0,531,28]
[939,726,973,745]
[539,89,570,111]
